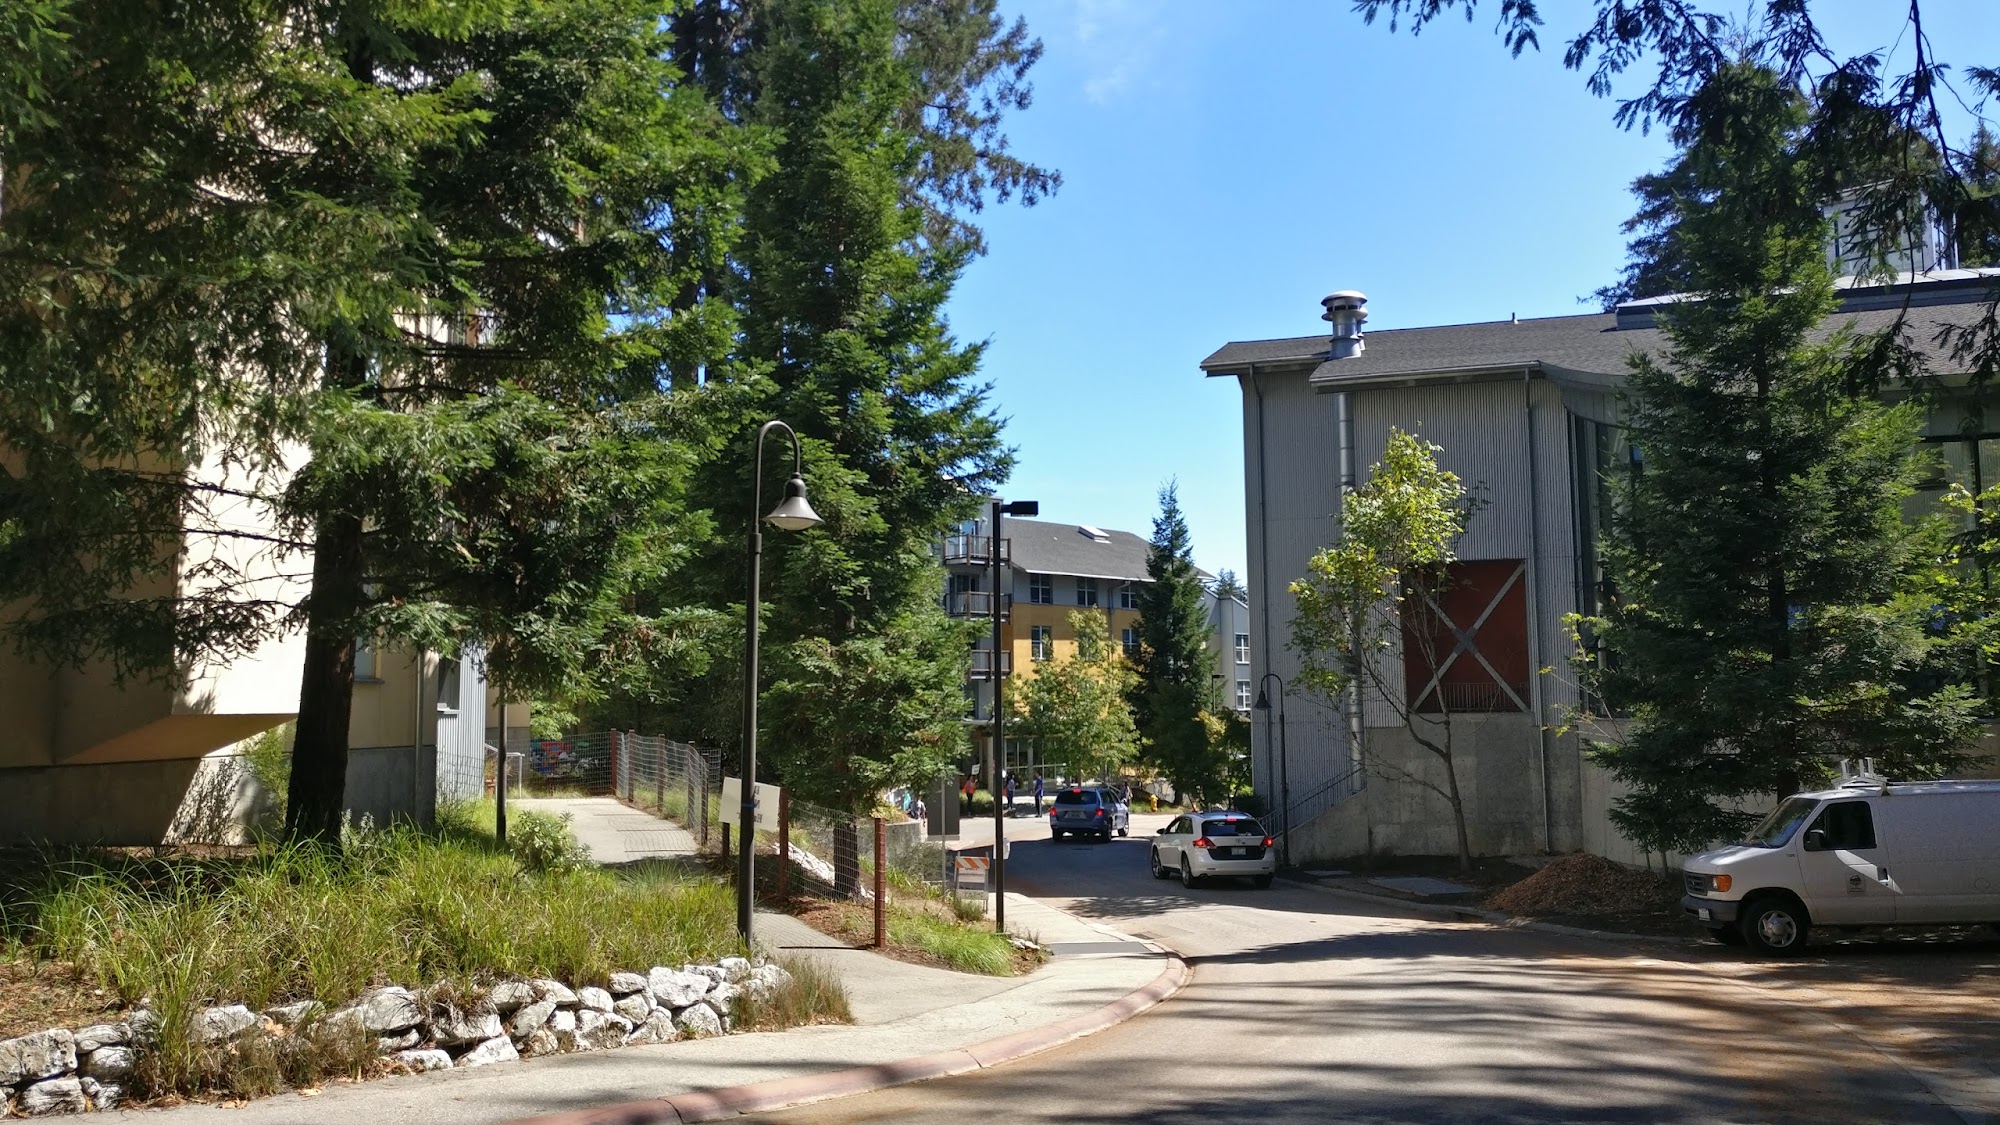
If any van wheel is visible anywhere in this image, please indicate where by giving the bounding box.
[1706,925,1745,947]
[1740,895,1810,956]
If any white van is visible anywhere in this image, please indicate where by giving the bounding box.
[1680,773,2000,955]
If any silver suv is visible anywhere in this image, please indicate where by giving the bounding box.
[1150,812,1275,888]
[1048,786,1129,840]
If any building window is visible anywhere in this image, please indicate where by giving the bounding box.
[1118,583,1141,610]
[1121,627,1140,657]
[1076,577,1099,607]
[1029,573,1053,604]
[437,657,461,712]
[1234,633,1250,665]
[1235,680,1252,711]
[1031,626,1053,661]
[354,638,379,681]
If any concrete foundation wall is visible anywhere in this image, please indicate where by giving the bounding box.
[0,749,275,846]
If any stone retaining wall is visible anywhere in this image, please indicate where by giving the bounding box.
[0,957,790,1116]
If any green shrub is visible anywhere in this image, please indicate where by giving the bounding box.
[510,810,592,874]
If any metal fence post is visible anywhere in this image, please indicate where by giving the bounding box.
[655,738,665,813]
[873,815,887,949]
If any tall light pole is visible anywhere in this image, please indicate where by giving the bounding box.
[1252,672,1290,870]
[739,420,822,945]
[990,497,1036,933]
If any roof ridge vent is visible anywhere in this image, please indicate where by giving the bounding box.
[1323,291,1367,359]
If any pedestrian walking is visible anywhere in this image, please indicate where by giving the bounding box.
[961,776,974,813]
[1033,773,1045,814]
[1004,772,1016,810]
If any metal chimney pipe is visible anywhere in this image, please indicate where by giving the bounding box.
[1322,291,1368,359]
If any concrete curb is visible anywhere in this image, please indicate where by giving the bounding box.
[503,952,1190,1125]
[1283,874,1681,945]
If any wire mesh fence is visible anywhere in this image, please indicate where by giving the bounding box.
[772,798,954,907]
[611,732,721,850]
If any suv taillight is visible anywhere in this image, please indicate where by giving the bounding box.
[1262,836,1274,847]
[1193,837,1213,848]
[1094,808,1104,817]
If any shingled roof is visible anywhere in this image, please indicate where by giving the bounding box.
[1005,518,1152,582]
[1200,271,2000,387]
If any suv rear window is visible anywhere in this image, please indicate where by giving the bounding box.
[1054,790,1099,806]
[1201,818,1265,837]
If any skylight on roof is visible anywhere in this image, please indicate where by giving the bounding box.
[1077,525,1111,543]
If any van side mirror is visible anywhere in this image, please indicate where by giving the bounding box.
[1803,828,1828,852]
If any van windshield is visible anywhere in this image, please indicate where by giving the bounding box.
[1740,797,1817,848]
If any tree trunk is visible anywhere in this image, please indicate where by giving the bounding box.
[285,506,364,844]
[1442,749,1473,873]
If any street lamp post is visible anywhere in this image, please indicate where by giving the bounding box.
[1252,672,1290,869]
[739,420,823,946]
[990,497,1037,933]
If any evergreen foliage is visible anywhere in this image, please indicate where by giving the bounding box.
[1578,64,1984,856]
[1130,482,1226,804]
[1011,609,1142,785]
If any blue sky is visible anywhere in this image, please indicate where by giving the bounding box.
[942,1,2000,581]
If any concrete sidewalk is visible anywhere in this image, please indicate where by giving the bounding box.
[509,798,698,865]
[120,895,1177,1125]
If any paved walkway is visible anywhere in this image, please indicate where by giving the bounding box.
[509,797,697,864]
[121,895,1171,1125]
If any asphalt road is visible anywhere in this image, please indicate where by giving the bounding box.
[748,814,1967,1124]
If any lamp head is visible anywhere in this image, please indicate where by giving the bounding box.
[1252,688,1271,712]
[765,476,823,532]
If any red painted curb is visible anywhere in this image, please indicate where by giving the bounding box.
[505,953,1188,1125]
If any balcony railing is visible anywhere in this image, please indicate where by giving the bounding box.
[1412,680,1529,714]
[945,591,1010,620]
[943,534,1010,566]
[967,650,1012,680]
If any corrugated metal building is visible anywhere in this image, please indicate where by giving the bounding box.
[1203,270,2000,865]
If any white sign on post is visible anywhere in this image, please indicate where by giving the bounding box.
[719,777,782,832]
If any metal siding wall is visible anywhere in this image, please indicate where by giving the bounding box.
[1241,369,1348,811]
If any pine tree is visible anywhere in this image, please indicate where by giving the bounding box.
[1131,482,1224,804]
[1581,63,1983,855]
[0,1,740,843]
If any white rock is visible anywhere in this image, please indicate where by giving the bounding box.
[376,1028,422,1054]
[647,967,710,1009]
[607,971,649,996]
[487,980,536,1013]
[717,956,752,982]
[262,1002,323,1029]
[575,1010,632,1051]
[455,1036,519,1068]
[128,1010,159,1046]
[0,1029,76,1085]
[673,1003,723,1039]
[626,1009,680,1045]
[506,999,557,1038]
[430,1005,503,1048]
[577,986,615,1013]
[80,1045,135,1082]
[72,1024,129,1053]
[396,1048,453,1072]
[18,1076,86,1116]
[747,963,793,1000]
[517,1026,560,1057]
[529,979,578,1006]
[687,963,729,985]
[612,992,653,1024]
[346,986,423,1033]
[198,1004,261,1043]
[79,1076,123,1111]
[704,982,741,1031]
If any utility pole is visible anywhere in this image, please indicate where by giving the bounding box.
[990,497,1036,933]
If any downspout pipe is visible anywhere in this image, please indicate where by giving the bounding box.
[1251,368,1276,812]
[1523,370,1552,852]
[1337,390,1363,788]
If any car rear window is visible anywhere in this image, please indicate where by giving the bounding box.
[1054,790,1098,806]
[1201,818,1265,837]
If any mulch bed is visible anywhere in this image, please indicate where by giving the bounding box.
[0,958,129,1041]
[1482,852,1688,938]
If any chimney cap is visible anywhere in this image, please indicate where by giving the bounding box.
[1322,290,1367,309]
